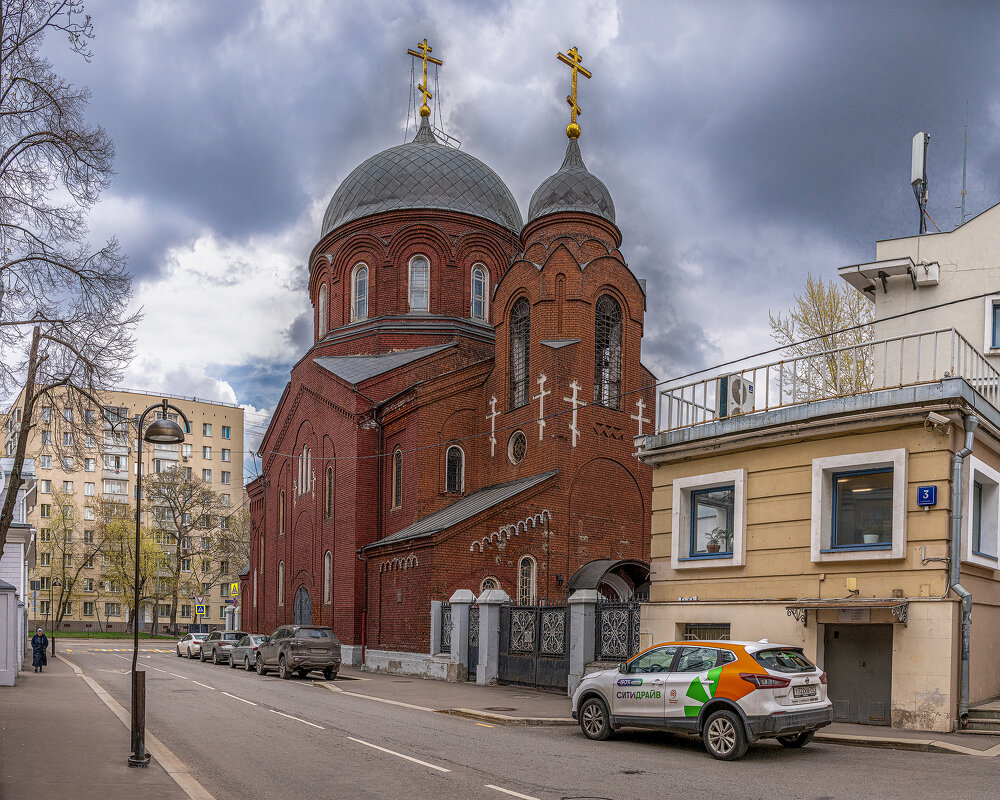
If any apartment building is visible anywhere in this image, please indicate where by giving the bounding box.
[3,388,244,633]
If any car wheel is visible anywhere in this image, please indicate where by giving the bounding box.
[199,648,207,662]
[323,667,337,681]
[278,655,292,680]
[777,731,815,749]
[244,656,252,672]
[176,647,182,658]
[703,709,749,761]
[579,696,612,741]
[213,650,221,665]
[229,655,237,669]
[256,654,268,676]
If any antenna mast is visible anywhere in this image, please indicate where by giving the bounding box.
[911,132,930,234]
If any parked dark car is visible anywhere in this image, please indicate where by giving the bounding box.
[255,625,341,679]
[201,630,248,664]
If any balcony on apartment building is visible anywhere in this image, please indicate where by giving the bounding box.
[644,328,1000,453]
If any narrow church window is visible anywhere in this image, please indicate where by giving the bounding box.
[326,466,334,518]
[509,298,531,408]
[279,491,285,535]
[594,294,623,409]
[471,264,488,321]
[517,556,536,605]
[446,446,464,493]
[324,551,332,604]
[352,263,368,321]
[392,450,402,508]
[318,283,328,338]
[278,561,285,605]
[408,255,429,312]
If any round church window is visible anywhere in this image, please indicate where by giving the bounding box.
[508,431,527,465]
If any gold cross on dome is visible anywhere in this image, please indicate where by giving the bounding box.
[406,38,444,118]
[556,46,592,139]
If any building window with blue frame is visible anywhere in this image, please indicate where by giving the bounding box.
[992,302,1000,349]
[831,468,893,549]
[689,486,735,557]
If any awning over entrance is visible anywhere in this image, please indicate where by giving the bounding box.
[567,559,649,601]
[785,599,909,626]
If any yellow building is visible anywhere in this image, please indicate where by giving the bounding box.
[3,388,244,634]
[639,328,1000,733]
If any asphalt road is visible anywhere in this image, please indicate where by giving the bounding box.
[64,643,995,800]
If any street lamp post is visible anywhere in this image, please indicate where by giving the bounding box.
[128,399,187,769]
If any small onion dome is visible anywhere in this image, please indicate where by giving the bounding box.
[527,138,615,225]
[320,116,523,237]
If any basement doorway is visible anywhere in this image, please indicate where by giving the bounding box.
[823,624,893,725]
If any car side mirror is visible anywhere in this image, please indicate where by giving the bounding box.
[262,636,269,642]
[618,662,629,673]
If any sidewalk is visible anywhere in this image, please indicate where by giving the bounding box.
[335,664,1000,756]
[0,652,188,800]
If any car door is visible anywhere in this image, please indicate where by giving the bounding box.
[611,645,679,722]
[663,645,730,723]
[263,628,287,666]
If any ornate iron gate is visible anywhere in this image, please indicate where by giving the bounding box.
[594,601,641,661]
[498,605,569,690]
[439,603,452,653]
[467,606,479,681]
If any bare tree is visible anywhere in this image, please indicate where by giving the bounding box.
[0,1,138,554]
[98,499,158,632]
[769,273,874,400]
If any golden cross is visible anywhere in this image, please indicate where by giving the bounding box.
[556,46,592,139]
[406,38,444,118]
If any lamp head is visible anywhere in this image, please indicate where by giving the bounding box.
[144,417,185,444]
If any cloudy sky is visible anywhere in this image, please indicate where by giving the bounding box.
[39,0,1000,474]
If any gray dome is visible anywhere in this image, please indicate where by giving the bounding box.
[527,139,615,224]
[321,118,523,237]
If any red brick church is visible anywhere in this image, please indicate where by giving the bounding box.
[244,46,655,662]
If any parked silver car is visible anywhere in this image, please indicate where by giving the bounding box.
[230,634,269,671]
[176,633,209,658]
[201,630,249,664]
[256,625,341,680]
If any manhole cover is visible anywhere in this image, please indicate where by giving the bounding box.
[484,706,516,712]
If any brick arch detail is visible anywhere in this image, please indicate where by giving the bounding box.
[568,458,645,563]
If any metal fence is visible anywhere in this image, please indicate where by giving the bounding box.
[656,328,1000,434]
[595,601,641,661]
[439,602,451,653]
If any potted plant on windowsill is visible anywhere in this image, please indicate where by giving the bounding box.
[705,528,731,554]
[859,523,883,545]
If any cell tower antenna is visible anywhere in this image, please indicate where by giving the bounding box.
[911,131,930,234]
[959,103,970,226]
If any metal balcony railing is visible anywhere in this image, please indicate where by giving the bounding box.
[656,328,1000,434]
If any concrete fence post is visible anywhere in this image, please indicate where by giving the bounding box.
[448,589,476,673]
[429,599,442,655]
[568,589,599,696]
[475,588,510,685]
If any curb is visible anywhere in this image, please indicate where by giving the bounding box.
[814,731,1000,757]
[439,708,576,726]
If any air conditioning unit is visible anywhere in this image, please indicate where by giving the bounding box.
[718,374,755,418]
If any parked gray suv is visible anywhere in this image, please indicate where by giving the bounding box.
[200,630,248,664]
[255,625,341,680]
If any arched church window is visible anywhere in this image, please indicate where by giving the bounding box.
[318,283,328,338]
[509,298,530,409]
[408,255,429,312]
[445,446,464,493]
[278,561,285,605]
[325,466,333,518]
[594,294,623,409]
[392,450,402,508]
[352,263,368,322]
[471,264,488,321]
[481,576,500,593]
[279,491,285,535]
[297,445,312,495]
[517,556,536,605]
[324,551,332,604]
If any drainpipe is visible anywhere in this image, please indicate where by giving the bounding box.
[950,413,978,729]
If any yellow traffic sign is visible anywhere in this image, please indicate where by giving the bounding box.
[195,604,207,616]
[230,581,239,597]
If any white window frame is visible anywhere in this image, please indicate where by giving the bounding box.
[671,469,747,569]
[445,445,464,493]
[351,263,369,322]
[964,456,999,569]
[517,556,536,605]
[278,561,285,606]
[810,449,907,563]
[408,255,429,312]
[471,263,489,321]
[324,551,332,604]
[318,282,328,338]
[984,296,1000,353]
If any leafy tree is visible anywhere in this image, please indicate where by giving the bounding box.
[97,499,159,633]
[768,273,874,399]
[0,0,138,555]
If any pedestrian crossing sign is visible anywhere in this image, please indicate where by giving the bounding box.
[196,604,207,616]
[230,581,239,597]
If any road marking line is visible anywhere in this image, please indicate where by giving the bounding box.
[169,673,188,679]
[191,681,216,691]
[346,736,450,772]
[476,722,495,728]
[55,653,217,800]
[486,785,540,800]
[221,692,257,706]
[318,682,434,711]
[149,666,169,673]
[269,709,324,729]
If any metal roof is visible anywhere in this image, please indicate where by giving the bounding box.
[365,469,558,549]
[321,117,523,236]
[0,579,15,590]
[314,344,453,385]
[567,558,649,593]
[527,139,615,224]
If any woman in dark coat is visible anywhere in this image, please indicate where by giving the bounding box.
[31,628,48,672]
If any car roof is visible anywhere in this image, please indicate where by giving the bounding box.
[636,640,803,656]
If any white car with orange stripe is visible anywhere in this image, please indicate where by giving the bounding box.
[572,640,833,759]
